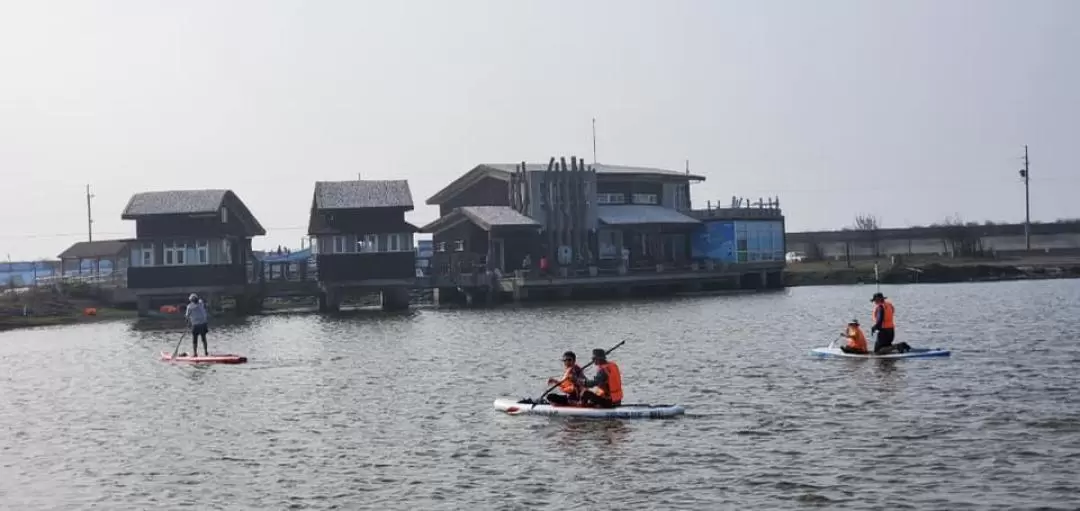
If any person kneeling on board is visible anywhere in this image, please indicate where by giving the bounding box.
[545,351,585,405]
[575,348,623,408]
[870,292,910,354]
[840,319,869,354]
[185,293,210,356]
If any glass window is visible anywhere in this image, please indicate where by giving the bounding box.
[631,193,658,205]
[362,234,379,253]
[597,193,625,205]
[196,240,209,264]
[333,236,347,254]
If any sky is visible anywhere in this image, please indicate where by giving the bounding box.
[1,0,1078,261]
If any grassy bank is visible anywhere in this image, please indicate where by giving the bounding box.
[785,255,1080,287]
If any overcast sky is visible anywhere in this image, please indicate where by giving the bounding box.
[1,0,1077,260]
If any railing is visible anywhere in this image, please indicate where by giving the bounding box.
[34,269,128,288]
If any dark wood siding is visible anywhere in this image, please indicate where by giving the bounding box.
[316,252,416,281]
[309,207,415,235]
[499,230,541,271]
[432,221,488,254]
[135,213,249,239]
[127,265,247,289]
[438,177,509,216]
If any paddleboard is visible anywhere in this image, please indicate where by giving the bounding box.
[810,346,950,359]
[160,352,248,364]
[493,397,685,418]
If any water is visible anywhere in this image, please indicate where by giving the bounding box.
[2,280,1080,510]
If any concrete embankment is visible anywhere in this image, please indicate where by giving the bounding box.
[784,255,1080,287]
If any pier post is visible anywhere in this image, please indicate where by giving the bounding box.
[512,283,527,302]
[318,288,341,313]
[136,295,151,317]
[380,287,410,312]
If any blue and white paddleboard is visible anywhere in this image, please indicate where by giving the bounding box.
[810,346,951,359]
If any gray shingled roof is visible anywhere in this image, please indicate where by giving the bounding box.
[461,206,540,230]
[122,190,229,217]
[58,239,134,259]
[314,180,413,210]
[597,205,700,226]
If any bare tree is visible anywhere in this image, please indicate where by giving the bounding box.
[853,214,881,257]
[935,214,983,258]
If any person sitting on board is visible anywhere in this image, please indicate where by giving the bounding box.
[545,351,585,406]
[840,319,869,354]
[575,348,623,408]
[870,292,910,354]
[185,293,210,356]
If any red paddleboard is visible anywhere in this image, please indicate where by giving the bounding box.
[160,352,248,364]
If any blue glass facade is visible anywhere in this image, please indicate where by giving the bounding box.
[692,220,784,262]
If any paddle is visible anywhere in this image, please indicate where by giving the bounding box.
[533,340,625,409]
[171,319,190,358]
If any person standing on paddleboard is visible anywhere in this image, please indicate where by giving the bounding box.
[185,293,210,356]
[576,348,623,408]
[546,351,585,405]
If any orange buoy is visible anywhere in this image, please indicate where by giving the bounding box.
[159,305,178,314]
[84,307,98,316]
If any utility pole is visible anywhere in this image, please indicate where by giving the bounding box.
[86,184,94,242]
[591,118,597,164]
[1019,145,1030,251]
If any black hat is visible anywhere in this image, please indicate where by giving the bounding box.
[562,351,576,360]
[591,348,606,360]
[871,292,886,302]
[848,318,860,325]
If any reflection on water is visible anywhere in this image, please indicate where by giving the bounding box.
[0,279,1078,510]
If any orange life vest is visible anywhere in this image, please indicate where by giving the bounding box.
[559,365,581,394]
[874,300,896,329]
[593,362,623,403]
[846,326,867,351]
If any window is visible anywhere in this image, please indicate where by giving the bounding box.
[137,243,154,266]
[437,242,447,252]
[361,234,379,253]
[453,240,465,252]
[388,234,401,252]
[221,207,228,224]
[222,239,233,264]
[164,241,187,266]
[196,240,209,264]
[332,236,347,254]
[597,193,626,205]
[632,193,658,205]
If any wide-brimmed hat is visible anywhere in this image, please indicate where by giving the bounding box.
[870,292,886,302]
[848,319,860,325]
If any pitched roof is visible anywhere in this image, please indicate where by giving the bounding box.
[420,206,540,233]
[120,189,266,235]
[122,190,230,217]
[597,205,700,226]
[426,161,706,205]
[58,239,134,259]
[461,206,540,230]
[314,180,414,210]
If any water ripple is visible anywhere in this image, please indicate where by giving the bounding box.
[0,280,1079,509]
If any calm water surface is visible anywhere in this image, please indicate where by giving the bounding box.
[2,280,1080,510]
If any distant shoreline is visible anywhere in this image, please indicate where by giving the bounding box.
[784,255,1080,287]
